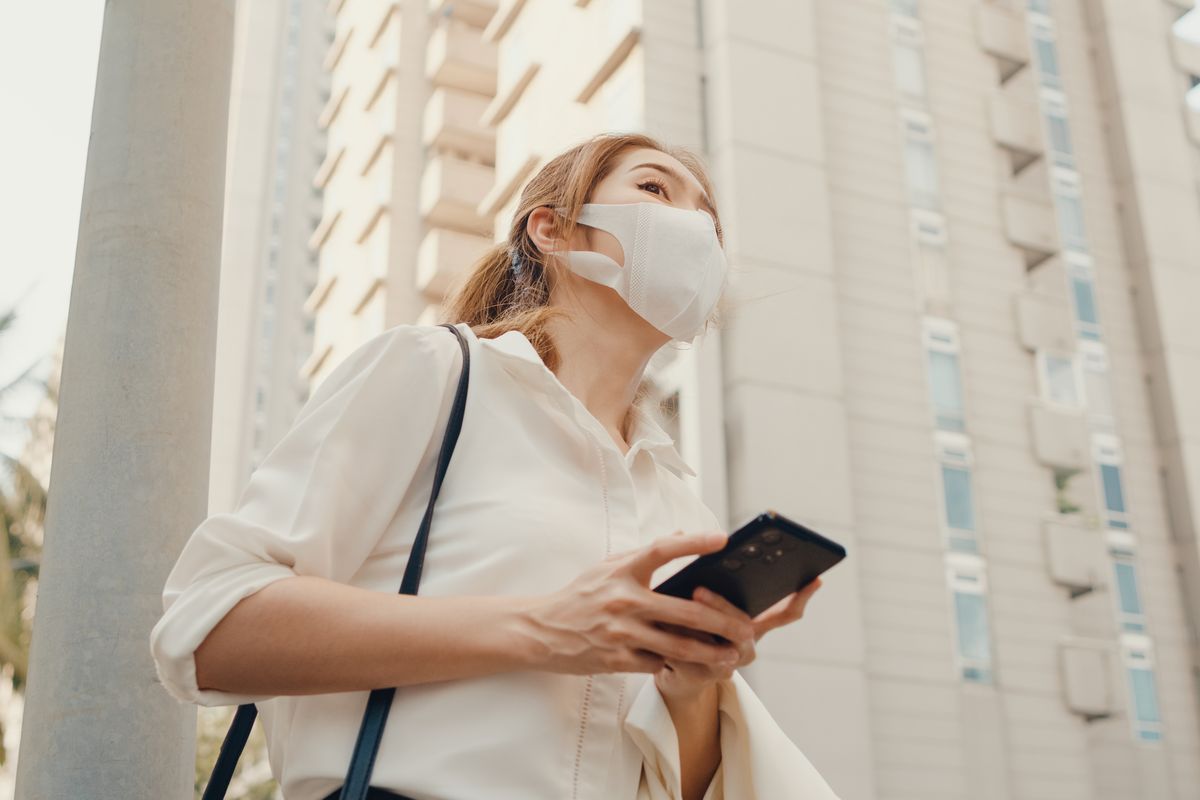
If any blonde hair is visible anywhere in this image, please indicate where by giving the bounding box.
[439,132,728,439]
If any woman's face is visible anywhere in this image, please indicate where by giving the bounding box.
[569,147,720,268]
[527,146,721,347]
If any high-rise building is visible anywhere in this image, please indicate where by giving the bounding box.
[212,0,331,511]
[308,0,1200,797]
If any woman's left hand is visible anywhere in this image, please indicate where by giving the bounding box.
[652,577,824,702]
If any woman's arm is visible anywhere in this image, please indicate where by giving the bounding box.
[193,532,749,697]
[193,576,546,694]
[661,682,721,800]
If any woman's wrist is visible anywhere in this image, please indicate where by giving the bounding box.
[497,594,555,671]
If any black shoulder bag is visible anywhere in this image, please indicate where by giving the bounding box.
[201,322,471,800]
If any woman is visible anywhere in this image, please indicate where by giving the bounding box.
[149,133,840,800]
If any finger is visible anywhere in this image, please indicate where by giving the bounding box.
[611,648,667,674]
[753,576,822,621]
[626,619,741,666]
[754,578,823,636]
[692,587,753,627]
[625,530,729,584]
[635,587,755,644]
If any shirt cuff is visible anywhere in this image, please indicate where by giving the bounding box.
[149,562,297,707]
[624,670,842,800]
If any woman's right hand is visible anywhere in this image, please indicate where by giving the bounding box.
[524,531,757,676]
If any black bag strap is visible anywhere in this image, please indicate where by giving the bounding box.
[201,322,471,800]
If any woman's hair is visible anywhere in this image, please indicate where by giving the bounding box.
[439,132,728,438]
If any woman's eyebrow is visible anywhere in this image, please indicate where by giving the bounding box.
[628,162,716,217]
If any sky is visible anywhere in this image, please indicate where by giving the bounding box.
[0,3,104,457]
[0,3,1197,460]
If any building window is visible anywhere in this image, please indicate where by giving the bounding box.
[1037,350,1082,408]
[1080,340,1115,426]
[911,211,950,308]
[922,318,965,432]
[1051,166,1086,251]
[947,555,994,684]
[1040,88,1073,167]
[936,432,979,554]
[1108,534,1146,633]
[902,111,940,210]
[1121,636,1163,742]
[1066,253,1102,341]
[891,18,926,102]
[1030,17,1061,88]
[1093,433,1131,530]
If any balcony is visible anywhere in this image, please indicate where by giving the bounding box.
[423,87,496,163]
[426,16,498,97]
[1172,30,1200,75]
[1001,191,1057,269]
[1014,290,1074,352]
[429,0,498,29]
[1028,401,1089,469]
[482,0,529,43]
[419,153,495,235]
[975,2,1030,83]
[989,87,1043,174]
[415,228,494,300]
[318,84,350,130]
[1042,517,1103,596]
[1058,638,1115,719]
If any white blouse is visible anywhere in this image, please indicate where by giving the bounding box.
[149,321,842,800]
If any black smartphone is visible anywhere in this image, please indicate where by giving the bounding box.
[652,509,847,620]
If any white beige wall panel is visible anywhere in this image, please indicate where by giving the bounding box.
[720,149,837,272]
[640,1,703,147]
[722,383,853,531]
[721,266,844,394]
[700,39,823,162]
[869,677,973,797]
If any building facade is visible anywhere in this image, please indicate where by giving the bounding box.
[212,0,331,511]
[291,0,1200,797]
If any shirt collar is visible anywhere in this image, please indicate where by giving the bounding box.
[466,324,698,478]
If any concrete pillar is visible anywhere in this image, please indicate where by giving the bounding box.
[15,2,235,797]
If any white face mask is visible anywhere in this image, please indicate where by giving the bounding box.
[549,202,728,343]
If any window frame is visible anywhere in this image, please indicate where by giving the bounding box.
[1092,432,1131,531]
[1107,531,1147,634]
[1065,251,1102,341]
[945,552,994,684]
[934,430,980,554]
[901,109,941,210]
[1119,633,1164,743]
[1035,348,1084,411]
[922,316,966,432]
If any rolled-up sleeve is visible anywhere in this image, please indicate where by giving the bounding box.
[625,670,842,800]
[148,324,461,707]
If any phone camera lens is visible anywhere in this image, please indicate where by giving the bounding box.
[738,543,763,558]
[761,530,782,544]
[763,553,778,563]
[720,557,743,571]
[773,548,785,558]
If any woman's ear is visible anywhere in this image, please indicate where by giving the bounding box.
[526,205,569,257]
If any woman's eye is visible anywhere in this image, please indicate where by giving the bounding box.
[638,180,667,197]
